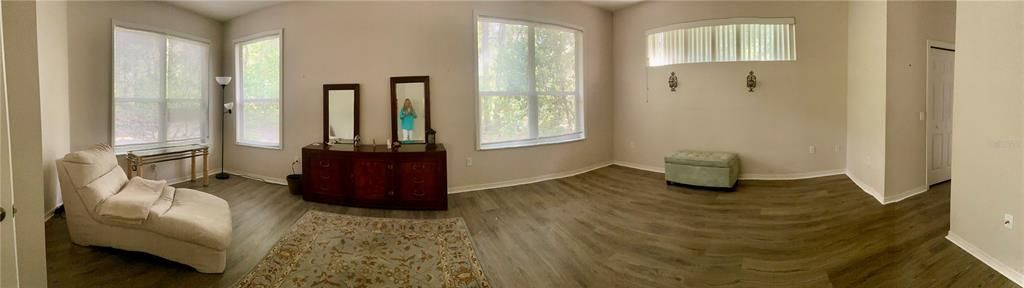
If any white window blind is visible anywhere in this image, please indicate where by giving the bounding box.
[235,32,282,149]
[113,26,209,152]
[477,17,584,150]
[647,18,796,66]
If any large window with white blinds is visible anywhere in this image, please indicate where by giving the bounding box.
[235,31,282,149]
[647,18,796,66]
[476,16,584,150]
[113,25,210,152]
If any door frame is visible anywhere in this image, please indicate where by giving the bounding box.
[925,40,955,187]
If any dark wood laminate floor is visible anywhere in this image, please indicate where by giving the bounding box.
[45,165,1017,287]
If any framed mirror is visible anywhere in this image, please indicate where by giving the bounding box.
[390,76,430,144]
[323,84,359,144]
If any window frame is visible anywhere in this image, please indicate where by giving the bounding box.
[474,14,586,151]
[109,21,212,154]
[645,17,797,66]
[233,29,284,150]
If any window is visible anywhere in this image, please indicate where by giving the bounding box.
[113,25,209,152]
[647,18,796,66]
[235,31,282,149]
[477,17,584,150]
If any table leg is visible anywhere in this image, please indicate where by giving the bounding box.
[191,150,197,183]
[203,150,209,186]
[138,157,144,179]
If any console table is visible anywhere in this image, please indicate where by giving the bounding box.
[302,143,447,210]
[125,144,209,186]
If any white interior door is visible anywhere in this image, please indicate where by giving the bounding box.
[0,4,20,286]
[927,47,954,185]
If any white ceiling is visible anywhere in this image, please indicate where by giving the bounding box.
[165,1,286,22]
[165,1,642,22]
[580,0,643,11]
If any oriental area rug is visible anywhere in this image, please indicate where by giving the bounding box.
[234,211,490,288]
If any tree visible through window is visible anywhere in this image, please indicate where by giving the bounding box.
[477,17,584,149]
[236,32,282,148]
[113,26,209,152]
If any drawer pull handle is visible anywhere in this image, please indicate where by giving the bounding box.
[319,160,330,167]
[387,190,394,196]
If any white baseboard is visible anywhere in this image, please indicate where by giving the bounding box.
[447,161,614,194]
[612,160,664,173]
[166,169,287,186]
[883,185,929,204]
[740,169,846,180]
[946,231,1024,286]
[222,169,288,186]
[844,171,884,204]
[611,161,845,181]
[44,203,63,222]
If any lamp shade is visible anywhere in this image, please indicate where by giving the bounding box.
[215,76,232,85]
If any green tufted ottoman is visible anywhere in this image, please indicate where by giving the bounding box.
[664,151,740,189]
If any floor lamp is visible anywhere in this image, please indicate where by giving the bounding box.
[215,76,232,180]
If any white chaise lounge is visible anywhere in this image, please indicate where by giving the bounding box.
[56,145,232,273]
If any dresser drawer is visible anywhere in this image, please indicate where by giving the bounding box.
[396,160,442,203]
[302,144,447,210]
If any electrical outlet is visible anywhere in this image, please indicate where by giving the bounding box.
[629,141,636,149]
[808,146,816,154]
[833,144,841,153]
[919,112,926,121]
[466,157,473,167]
[1005,214,1014,229]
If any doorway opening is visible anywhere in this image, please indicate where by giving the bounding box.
[925,41,955,186]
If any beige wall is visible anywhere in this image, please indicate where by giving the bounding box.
[222,1,614,189]
[66,1,224,183]
[883,0,955,201]
[845,1,887,200]
[2,0,49,285]
[950,0,1024,275]
[37,0,71,216]
[612,1,848,179]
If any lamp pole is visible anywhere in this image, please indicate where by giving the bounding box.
[215,77,232,180]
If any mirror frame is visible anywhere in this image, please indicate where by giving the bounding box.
[390,76,430,144]
[323,83,360,144]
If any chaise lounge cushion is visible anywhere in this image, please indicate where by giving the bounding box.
[56,144,232,273]
[143,188,232,251]
[98,177,167,225]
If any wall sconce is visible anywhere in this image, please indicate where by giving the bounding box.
[668,72,678,92]
[746,71,757,92]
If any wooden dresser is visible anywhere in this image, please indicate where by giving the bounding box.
[301,143,448,210]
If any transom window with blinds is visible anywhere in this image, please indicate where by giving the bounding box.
[647,18,796,66]
[113,25,210,152]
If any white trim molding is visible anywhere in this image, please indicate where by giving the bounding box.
[946,231,1024,286]
[883,185,929,204]
[612,160,663,173]
[611,160,846,181]
[741,169,846,181]
[165,169,287,186]
[447,161,613,194]
[844,171,884,204]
